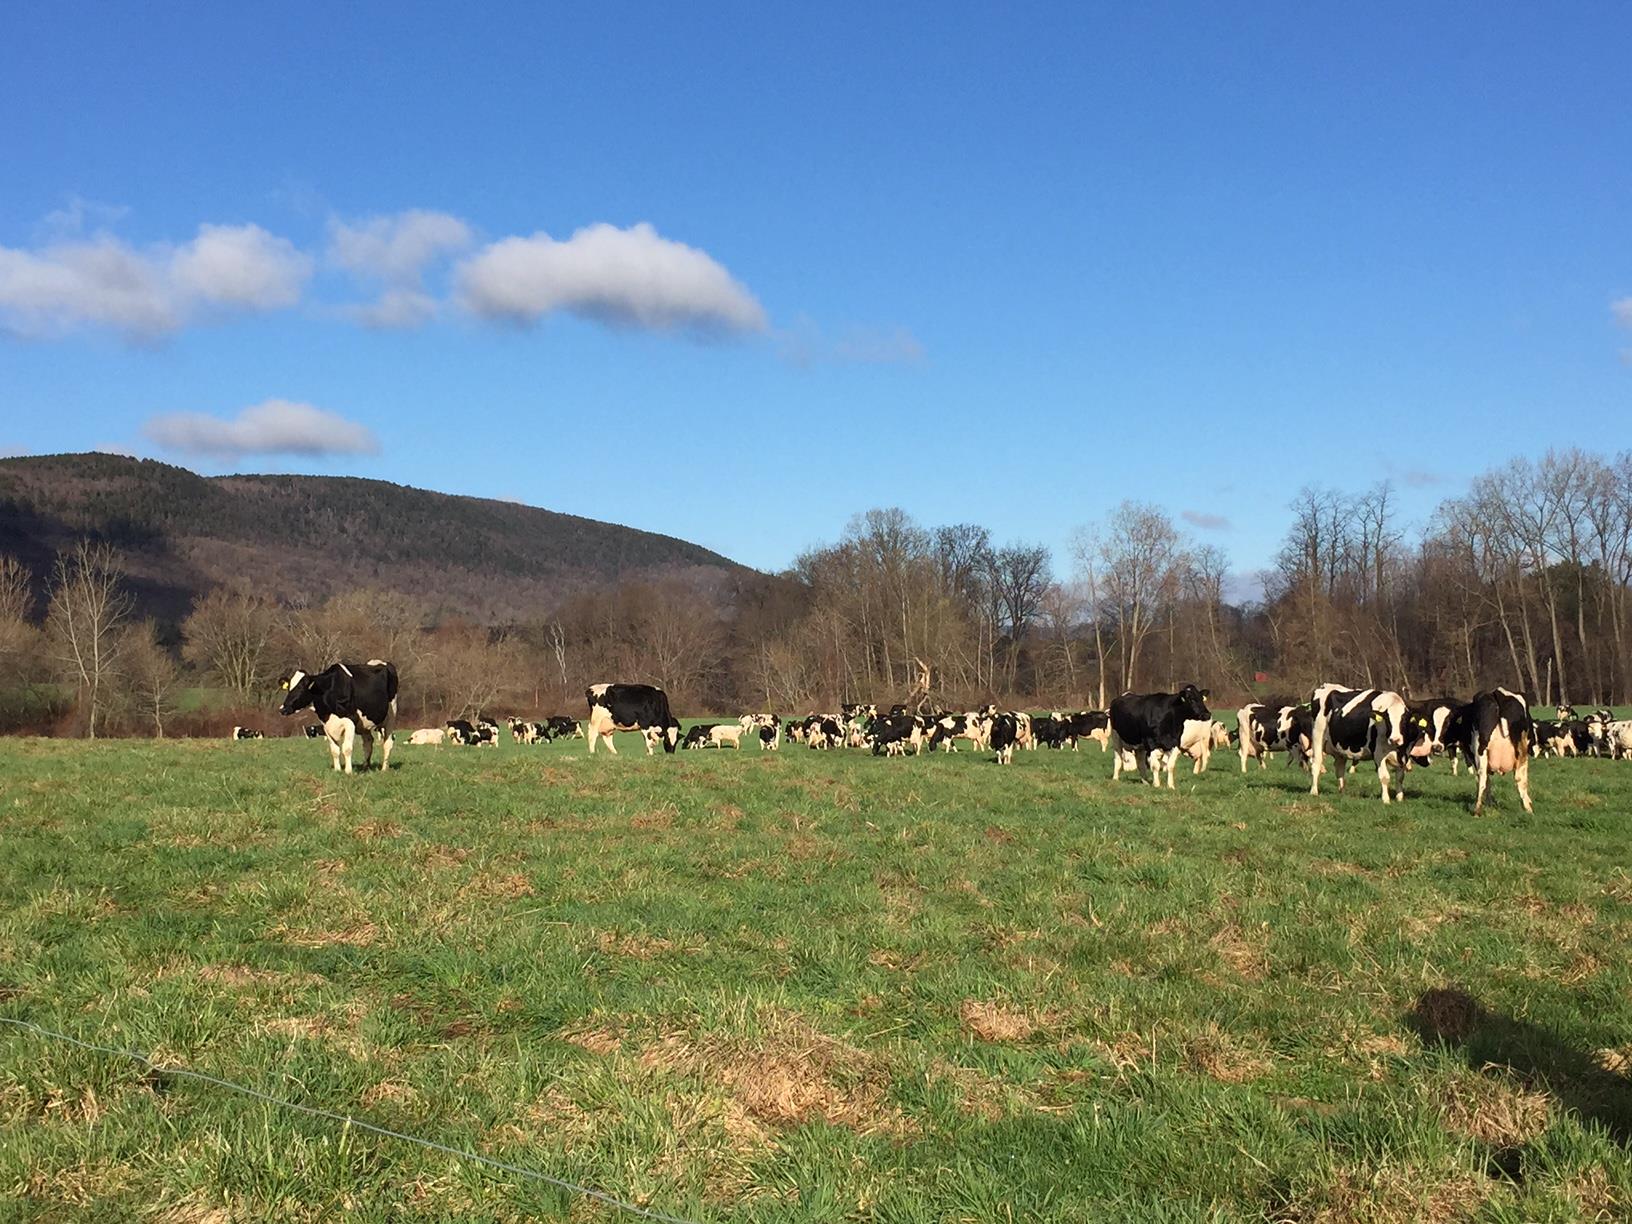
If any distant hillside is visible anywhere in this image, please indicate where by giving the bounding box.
[0,454,747,625]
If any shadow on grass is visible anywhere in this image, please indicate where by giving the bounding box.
[1406,987,1632,1176]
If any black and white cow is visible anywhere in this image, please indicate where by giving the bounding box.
[1235,698,1297,771]
[988,712,1020,765]
[870,714,924,757]
[230,726,263,740]
[1406,697,1462,773]
[758,723,781,751]
[1056,710,1110,752]
[1445,688,1534,814]
[1107,685,1211,789]
[1308,684,1426,802]
[586,683,680,755]
[545,716,582,740]
[446,719,477,745]
[279,660,398,773]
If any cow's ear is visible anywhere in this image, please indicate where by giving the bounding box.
[280,679,289,690]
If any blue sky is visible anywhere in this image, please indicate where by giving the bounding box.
[3,3,1629,587]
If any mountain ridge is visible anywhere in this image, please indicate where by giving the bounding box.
[0,453,748,626]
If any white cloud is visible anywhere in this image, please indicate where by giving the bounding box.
[1613,297,1632,330]
[171,224,310,309]
[143,399,379,459]
[457,221,766,333]
[0,222,310,339]
[329,210,472,282]
[328,210,470,330]
[340,287,439,329]
[1181,510,1230,530]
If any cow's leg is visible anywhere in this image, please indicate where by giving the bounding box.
[1308,715,1328,795]
[327,731,343,772]
[357,729,375,770]
[644,729,655,755]
[1474,749,1490,815]
[1514,749,1533,814]
[339,721,356,774]
[381,729,393,771]
[1333,755,1347,792]
[1377,753,1392,804]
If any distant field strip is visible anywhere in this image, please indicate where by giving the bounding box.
[1,734,1629,1220]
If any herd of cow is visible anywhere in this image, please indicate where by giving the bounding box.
[252,663,1626,814]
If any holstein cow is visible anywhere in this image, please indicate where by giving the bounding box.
[1407,697,1462,774]
[230,726,263,740]
[279,660,398,774]
[989,712,1020,765]
[545,716,582,740]
[1177,719,1231,773]
[870,714,925,757]
[586,683,680,755]
[1308,684,1426,803]
[1059,710,1111,752]
[1108,685,1211,789]
[1235,698,1298,771]
[445,719,478,745]
[408,728,446,746]
[1445,688,1534,814]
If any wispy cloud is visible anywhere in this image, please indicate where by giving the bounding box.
[1181,509,1230,530]
[328,210,471,328]
[1612,296,1632,329]
[778,317,925,366]
[0,223,310,340]
[456,221,767,334]
[144,399,378,460]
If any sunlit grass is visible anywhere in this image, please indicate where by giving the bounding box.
[1,729,1628,1220]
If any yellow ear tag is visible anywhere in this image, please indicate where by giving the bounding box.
[1373,711,1383,722]
[280,681,289,690]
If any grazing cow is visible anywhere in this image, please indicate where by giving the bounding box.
[586,683,680,755]
[230,726,263,740]
[279,660,398,774]
[304,724,324,739]
[544,716,582,740]
[408,728,445,746]
[1445,688,1534,814]
[445,719,477,745]
[989,712,1020,765]
[842,703,878,727]
[759,723,781,751]
[508,717,538,744]
[805,716,845,750]
[870,714,924,757]
[681,724,715,749]
[1107,685,1212,789]
[1308,684,1425,802]
[1531,719,1572,758]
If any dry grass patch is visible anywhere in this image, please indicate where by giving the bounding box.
[1184,1024,1273,1083]
[639,1009,910,1136]
[1210,923,1268,980]
[960,998,1036,1043]
[269,918,379,948]
[460,870,534,900]
[351,819,402,840]
[1290,1162,1491,1223]
[1436,1070,1551,1146]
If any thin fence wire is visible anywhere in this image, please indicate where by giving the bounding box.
[0,1015,700,1224]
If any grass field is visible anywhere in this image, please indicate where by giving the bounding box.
[2,724,1630,1222]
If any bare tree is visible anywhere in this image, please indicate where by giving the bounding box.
[1099,502,1186,692]
[0,555,43,685]
[183,587,278,703]
[46,540,132,738]
[121,620,181,737]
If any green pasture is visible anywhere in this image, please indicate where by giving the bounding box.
[0,726,1628,1221]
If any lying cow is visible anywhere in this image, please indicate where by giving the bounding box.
[230,726,263,740]
[408,728,446,746]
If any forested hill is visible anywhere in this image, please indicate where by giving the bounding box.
[0,453,747,625]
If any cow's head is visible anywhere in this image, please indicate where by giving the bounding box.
[279,669,313,716]
[1401,712,1434,761]
[1371,695,1407,748]
[1176,684,1210,721]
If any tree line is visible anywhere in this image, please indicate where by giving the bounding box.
[3,447,1629,736]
